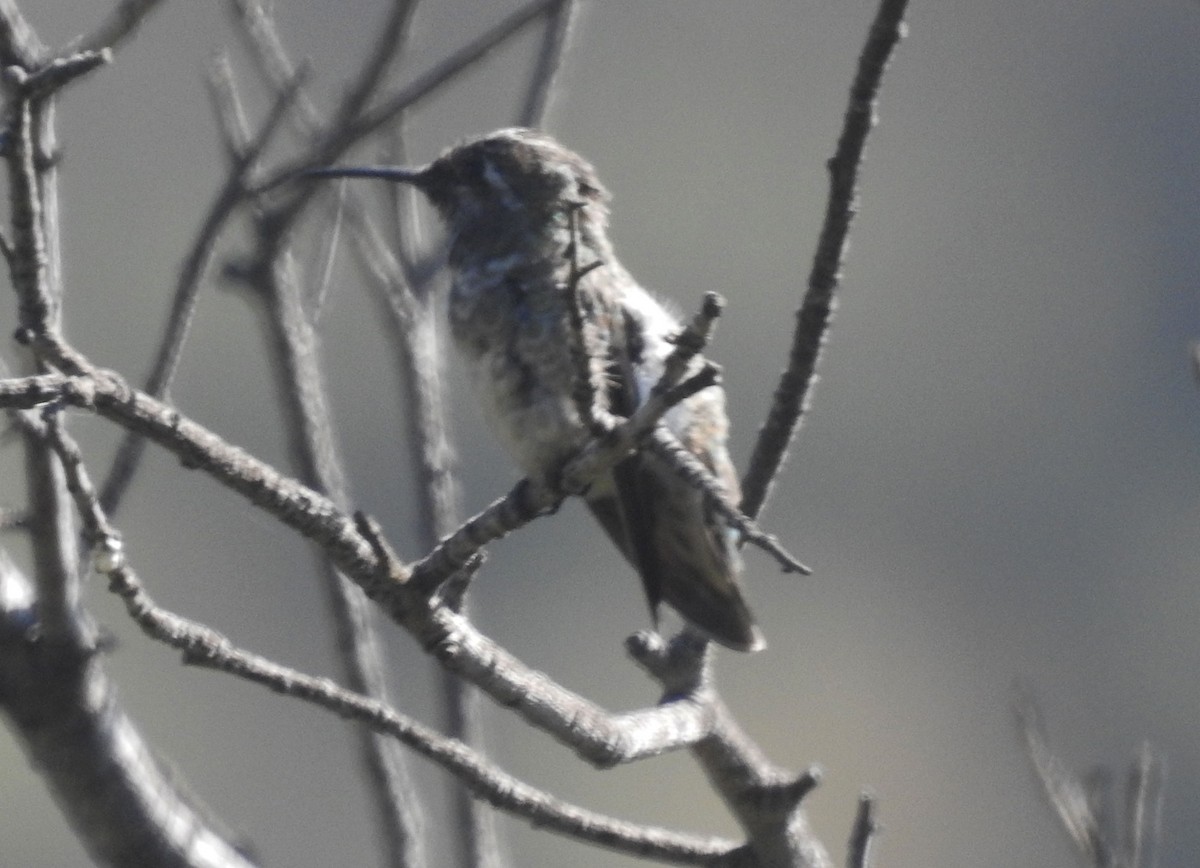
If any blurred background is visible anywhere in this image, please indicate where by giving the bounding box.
[1,1,1198,866]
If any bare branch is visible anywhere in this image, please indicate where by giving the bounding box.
[0,557,258,868]
[260,0,567,187]
[226,0,322,126]
[357,175,499,868]
[0,369,378,575]
[41,415,742,866]
[564,204,611,435]
[72,0,167,55]
[347,0,565,142]
[646,429,810,576]
[0,43,102,645]
[308,181,346,321]
[628,631,833,868]
[7,47,111,99]
[204,52,253,162]
[4,75,55,339]
[846,793,880,868]
[1124,743,1164,868]
[519,0,579,127]
[0,367,781,772]
[740,0,909,520]
[111,585,744,865]
[655,291,724,397]
[326,0,419,139]
[0,0,44,67]
[1013,689,1167,868]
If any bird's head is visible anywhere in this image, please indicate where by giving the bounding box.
[308,128,611,234]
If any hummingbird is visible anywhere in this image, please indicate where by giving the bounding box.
[312,128,764,652]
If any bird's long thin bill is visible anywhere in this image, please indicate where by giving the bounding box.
[305,165,424,183]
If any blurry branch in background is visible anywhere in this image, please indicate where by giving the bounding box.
[206,6,424,861]
[846,794,881,868]
[216,1,579,864]
[1015,689,1165,868]
[71,0,166,55]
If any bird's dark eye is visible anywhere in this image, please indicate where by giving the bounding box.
[458,152,489,186]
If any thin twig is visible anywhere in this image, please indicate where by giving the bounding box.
[1,52,96,645]
[204,52,254,163]
[226,0,322,127]
[519,0,579,127]
[0,0,44,66]
[654,291,724,400]
[627,631,832,868]
[347,0,565,143]
[1015,689,1112,866]
[563,203,609,436]
[72,0,167,55]
[357,163,497,868]
[262,0,566,190]
[4,74,55,337]
[216,35,433,851]
[1124,743,1164,868]
[381,126,432,289]
[324,0,418,142]
[308,181,346,322]
[9,48,111,99]
[646,430,810,575]
[740,0,909,520]
[846,793,880,868]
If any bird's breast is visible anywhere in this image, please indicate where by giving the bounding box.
[448,265,593,477]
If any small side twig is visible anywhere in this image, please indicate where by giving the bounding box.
[7,48,111,100]
[654,291,724,399]
[322,0,419,145]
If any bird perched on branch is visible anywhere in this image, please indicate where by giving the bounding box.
[312,128,764,651]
